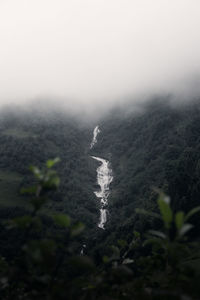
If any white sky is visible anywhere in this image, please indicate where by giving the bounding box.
[0,0,200,110]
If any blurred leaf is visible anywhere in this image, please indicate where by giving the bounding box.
[143,238,163,247]
[157,193,172,229]
[185,206,200,222]
[149,230,167,239]
[0,277,8,288]
[133,230,140,238]
[179,223,194,237]
[25,239,56,264]
[30,197,47,211]
[44,175,60,189]
[9,215,32,229]
[175,211,185,230]
[53,214,71,227]
[103,255,109,263]
[122,258,134,265]
[46,157,60,169]
[110,245,120,260]
[135,208,161,219]
[117,239,127,248]
[20,186,37,195]
[71,222,85,237]
[29,166,43,180]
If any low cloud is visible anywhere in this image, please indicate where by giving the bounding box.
[0,0,200,115]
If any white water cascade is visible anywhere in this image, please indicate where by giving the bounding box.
[90,126,100,149]
[90,126,113,229]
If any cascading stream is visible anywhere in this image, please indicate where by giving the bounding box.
[81,126,113,254]
[90,126,113,229]
[90,126,101,149]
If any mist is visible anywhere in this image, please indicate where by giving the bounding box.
[1,0,200,116]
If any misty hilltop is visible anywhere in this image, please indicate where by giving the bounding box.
[0,0,200,110]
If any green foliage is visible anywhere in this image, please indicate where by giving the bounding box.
[175,211,184,230]
[0,109,98,235]
[133,192,200,298]
[71,222,85,237]
[157,193,172,229]
[137,191,200,240]
[0,160,200,299]
[46,157,61,169]
[2,100,200,256]
[1,99,200,299]
[185,206,200,221]
[92,99,200,246]
[0,159,94,299]
[53,214,71,227]
[29,160,60,190]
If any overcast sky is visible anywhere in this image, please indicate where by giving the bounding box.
[0,0,200,112]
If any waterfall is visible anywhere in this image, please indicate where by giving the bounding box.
[90,126,100,149]
[90,126,113,229]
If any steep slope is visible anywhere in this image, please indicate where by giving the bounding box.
[0,108,98,230]
[1,100,200,251]
[91,99,200,242]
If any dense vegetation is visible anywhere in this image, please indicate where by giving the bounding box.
[1,99,200,298]
[0,158,200,299]
[91,99,200,248]
[0,107,99,231]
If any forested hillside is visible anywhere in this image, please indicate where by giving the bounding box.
[0,108,98,232]
[1,100,200,247]
[91,99,200,247]
[1,100,200,299]
[0,100,200,244]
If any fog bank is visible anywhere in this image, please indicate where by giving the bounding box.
[0,0,200,115]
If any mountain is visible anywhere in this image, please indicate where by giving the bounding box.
[0,108,100,235]
[1,100,200,299]
[90,99,200,246]
[1,99,200,250]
